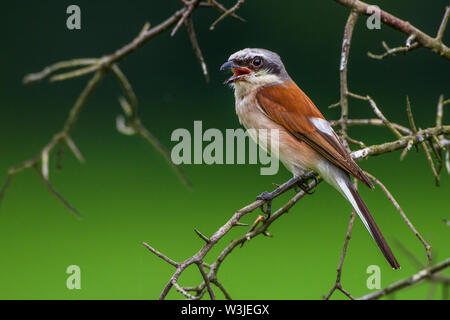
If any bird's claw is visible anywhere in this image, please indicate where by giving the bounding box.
[256,191,273,217]
[294,176,317,194]
[256,191,272,201]
[295,182,315,194]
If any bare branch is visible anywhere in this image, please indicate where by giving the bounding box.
[171,0,201,37]
[0,70,104,215]
[333,0,450,60]
[406,96,418,133]
[422,140,441,186]
[209,0,246,22]
[142,242,179,268]
[23,58,98,84]
[65,136,85,163]
[338,11,359,146]
[197,262,215,299]
[359,258,450,300]
[210,0,246,30]
[184,17,210,82]
[351,126,450,161]
[194,229,211,243]
[330,118,412,135]
[364,172,432,264]
[347,93,403,139]
[436,6,450,41]
[368,41,420,60]
[33,165,81,218]
[324,208,357,300]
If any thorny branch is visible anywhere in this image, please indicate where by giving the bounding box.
[0,1,248,215]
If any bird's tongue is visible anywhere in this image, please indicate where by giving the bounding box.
[233,68,251,77]
[226,67,251,84]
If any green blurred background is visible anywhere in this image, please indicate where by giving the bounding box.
[0,1,449,300]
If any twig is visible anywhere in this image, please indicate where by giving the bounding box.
[209,0,246,22]
[364,172,432,264]
[324,208,357,300]
[338,11,359,146]
[23,58,98,84]
[33,165,81,217]
[406,96,418,133]
[171,0,201,37]
[210,0,246,30]
[184,17,210,82]
[351,126,450,160]
[333,0,450,60]
[347,93,403,139]
[436,6,450,41]
[197,262,215,299]
[330,118,412,135]
[142,242,179,267]
[368,41,420,60]
[421,138,441,186]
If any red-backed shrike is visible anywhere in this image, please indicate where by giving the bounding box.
[221,48,400,269]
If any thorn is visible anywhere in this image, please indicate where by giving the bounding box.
[194,228,211,243]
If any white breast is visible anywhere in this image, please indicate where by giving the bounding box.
[232,85,318,177]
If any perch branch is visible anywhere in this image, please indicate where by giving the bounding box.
[144,121,450,299]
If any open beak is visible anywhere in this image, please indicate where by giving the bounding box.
[220,61,251,84]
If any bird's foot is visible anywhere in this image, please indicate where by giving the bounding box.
[294,175,317,194]
[256,191,274,218]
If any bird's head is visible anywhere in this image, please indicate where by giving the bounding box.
[220,48,290,90]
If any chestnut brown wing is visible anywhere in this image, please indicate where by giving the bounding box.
[256,81,373,188]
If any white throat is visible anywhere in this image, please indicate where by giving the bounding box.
[232,73,281,99]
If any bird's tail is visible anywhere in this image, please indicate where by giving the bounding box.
[329,170,400,269]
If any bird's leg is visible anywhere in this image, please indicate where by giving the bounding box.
[256,176,302,217]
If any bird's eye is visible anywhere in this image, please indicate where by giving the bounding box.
[252,57,262,66]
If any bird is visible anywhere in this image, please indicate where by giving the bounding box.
[220,48,400,269]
